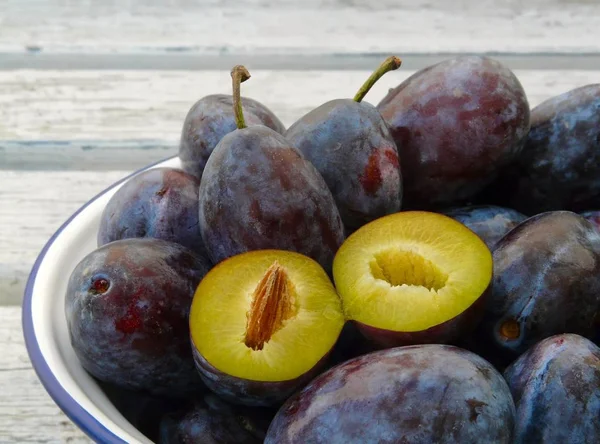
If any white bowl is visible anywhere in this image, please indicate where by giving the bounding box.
[22,156,181,444]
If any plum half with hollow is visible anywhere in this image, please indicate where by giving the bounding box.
[333,211,492,349]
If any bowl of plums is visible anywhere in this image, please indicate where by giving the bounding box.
[22,55,600,443]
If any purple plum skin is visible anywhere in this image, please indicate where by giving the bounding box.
[159,393,273,444]
[65,238,211,397]
[179,94,285,179]
[99,381,182,442]
[442,205,527,248]
[266,345,516,444]
[479,211,600,362]
[191,345,330,408]
[198,125,345,273]
[98,167,208,258]
[355,287,488,349]
[506,84,600,214]
[377,55,530,209]
[504,334,600,444]
[285,99,402,231]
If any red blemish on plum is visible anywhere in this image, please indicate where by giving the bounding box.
[384,149,400,169]
[115,290,144,334]
[360,151,383,195]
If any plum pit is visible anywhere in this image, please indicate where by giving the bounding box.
[245,261,297,351]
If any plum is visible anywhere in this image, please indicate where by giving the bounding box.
[199,66,344,272]
[159,393,273,444]
[266,345,515,443]
[65,238,211,397]
[99,381,181,442]
[504,334,600,444]
[189,250,345,407]
[179,94,285,179]
[477,211,600,364]
[377,55,530,209]
[98,167,207,257]
[442,205,527,248]
[285,57,402,231]
[505,84,600,214]
[332,211,492,349]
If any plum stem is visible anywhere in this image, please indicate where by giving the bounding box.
[231,65,251,129]
[245,261,294,351]
[353,56,402,103]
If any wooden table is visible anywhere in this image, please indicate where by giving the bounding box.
[1,0,599,442]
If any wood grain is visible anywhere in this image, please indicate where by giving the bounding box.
[1,0,599,56]
[0,306,91,443]
[2,69,599,142]
[0,171,130,306]
[2,69,600,305]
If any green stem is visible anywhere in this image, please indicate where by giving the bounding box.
[231,65,251,129]
[353,56,402,103]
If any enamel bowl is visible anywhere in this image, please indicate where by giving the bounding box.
[22,156,180,444]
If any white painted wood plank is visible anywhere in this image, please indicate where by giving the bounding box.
[2,69,600,304]
[0,306,91,443]
[0,171,130,306]
[2,69,599,142]
[0,0,599,55]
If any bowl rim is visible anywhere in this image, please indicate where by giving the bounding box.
[21,155,176,443]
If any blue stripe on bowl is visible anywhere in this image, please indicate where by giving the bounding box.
[21,155,175,444]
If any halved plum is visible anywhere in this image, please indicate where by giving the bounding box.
[189,250,345,407]
[333,211,492,348]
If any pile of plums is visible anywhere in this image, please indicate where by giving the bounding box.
[65,55,600,443]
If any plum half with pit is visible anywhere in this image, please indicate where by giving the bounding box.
[266,345,516,443]
[333,211,492,349]
[189,249,345,407]
[98,167,207,257]
[504,334,600,444]
[65,238,211,397]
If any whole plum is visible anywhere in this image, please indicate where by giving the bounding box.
[442,205,527,248]
[65,238,211,397]
[266,345,515,443]
[159,394,273,444]
[179,94,285,179]
[377,55,530,209]
[504,334,600,444]
[98,167,207,257]
[477,211,600,364]
[285,57,402,232]
[506,84,600,214]
[199,66,344,272]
